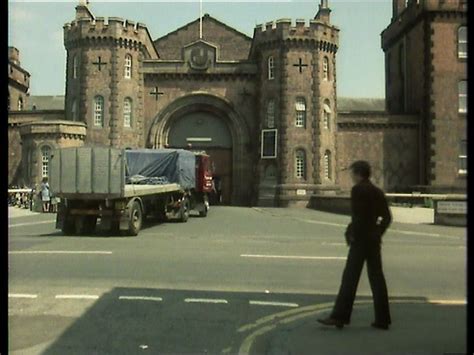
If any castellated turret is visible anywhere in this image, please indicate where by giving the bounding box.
[63,3,158,148]
[251,2,340,206]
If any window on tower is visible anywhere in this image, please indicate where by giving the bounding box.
[324,150,332,180]
[266,99,275,128]
[295,149,306,179]
[94,95,104,127]
[295,97,306,128]
[41,145,51,178]
[458,80,467,114]
[125,54,132,79]
[18,97,23,111]
[124,98,132,127]
[71,99,77,121]
[73,55,78,79]
[458,26,467,59]
[323,100,331,130]
[323,57,329,81]
[268,56,275,80]
[458,140,467,175]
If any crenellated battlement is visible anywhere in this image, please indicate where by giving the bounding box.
[253,18,339,47]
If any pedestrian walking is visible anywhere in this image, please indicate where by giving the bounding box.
[318,160,392,330]
[40,177,51,213]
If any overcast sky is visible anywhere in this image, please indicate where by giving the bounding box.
[8,1,391,98]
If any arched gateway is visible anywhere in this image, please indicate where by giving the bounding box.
[147,93,252,206]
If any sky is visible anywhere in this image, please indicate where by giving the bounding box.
[8,1,392,98]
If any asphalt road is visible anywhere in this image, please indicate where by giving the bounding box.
[8,206,467,354]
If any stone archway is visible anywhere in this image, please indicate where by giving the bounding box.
[147,92,251,205]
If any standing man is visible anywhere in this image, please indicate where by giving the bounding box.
[40,177,51,213]
[318,160,392,330]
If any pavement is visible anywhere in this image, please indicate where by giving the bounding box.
[8,205,467,354]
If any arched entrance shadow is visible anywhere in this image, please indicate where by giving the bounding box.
[147,92,252,206]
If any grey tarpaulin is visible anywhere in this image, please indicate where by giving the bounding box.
[125,149,196,189]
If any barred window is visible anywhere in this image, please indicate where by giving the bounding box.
[459,80,467,114]
[266,99,275,128]
[323,100,331,130]
[323,57,329,81]
[459,140,467,174]
[295,149,306,179]
[458,26,467,59]
[324,150,332,180]
[268,56,275,80]
[41,146,51,178]
[295,97,306,128]
[124,54,132,79]
[94,96,104,127]
[123,97,132,128]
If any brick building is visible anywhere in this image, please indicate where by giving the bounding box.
[8,0,467,205]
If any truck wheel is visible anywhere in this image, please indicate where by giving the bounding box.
[198,205,208,217]
[127,201,143,236]
[62,217,75,235]
[178,197,190,223]
[83,216,97,235]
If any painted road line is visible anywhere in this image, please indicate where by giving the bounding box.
[55,295,99,300]
[249,301,299,308]
[294,218,346,228]
[322,242,347,246]
[119,296,163,302]
[184,298,228,304]
[241,254,346,261]
[391,229,441,237]
[9,250,113,255]
[428,299,466,305]
[9,220,56,228]
[8,293,38,299]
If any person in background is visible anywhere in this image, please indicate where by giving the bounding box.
[40,177,51,213]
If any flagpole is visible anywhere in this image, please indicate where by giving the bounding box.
[199,0,203,39]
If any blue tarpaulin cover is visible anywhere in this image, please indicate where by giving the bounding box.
[125,149,196,189]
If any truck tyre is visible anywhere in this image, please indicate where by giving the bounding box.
[178,197,190,223]
[127,201,143,236]
[198,197,209,217]
[83,216,97,235]
[62,216,75,235]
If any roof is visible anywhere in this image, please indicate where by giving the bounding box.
[337,97,386,112]
[27,96,65,110]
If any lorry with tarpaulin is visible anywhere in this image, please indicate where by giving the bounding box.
[49,147,213,236]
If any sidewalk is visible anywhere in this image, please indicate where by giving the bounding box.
[245,299,466,355]
[8,206,41,219]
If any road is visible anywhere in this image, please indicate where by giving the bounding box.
[8,206,467,354]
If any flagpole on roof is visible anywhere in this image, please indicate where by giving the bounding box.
[199,0,203,39]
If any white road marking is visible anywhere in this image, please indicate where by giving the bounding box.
[391,229,441,237]
[428,299,466,305]
[249,300,299,308]
[8,293,38,299]
[9,250,113,255]
[119,296,163,302]
[55,295,99,300]
[184,298,228,304]
[321,242,346,246]
[9,220,56,228]
[295,218,346,228]
[241,254,346,261]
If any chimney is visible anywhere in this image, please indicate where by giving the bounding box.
[8,47,20,65]
[315,0,331,24]
[392,0,406,20]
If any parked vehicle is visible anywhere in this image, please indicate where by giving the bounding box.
[49,147,213,236]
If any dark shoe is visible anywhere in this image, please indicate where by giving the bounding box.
[371,322,390,330]
[317,317,345,329]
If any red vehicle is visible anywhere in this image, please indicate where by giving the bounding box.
[191,152,213,217]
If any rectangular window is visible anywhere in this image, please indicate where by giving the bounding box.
[268,57,275,80]
[459,140,467,175]
[261,129,278,159]
[295,151,305,179]
[458,27,467,59]
[94,96,104,127]
[295,98,306,128]
[459,80,467,114]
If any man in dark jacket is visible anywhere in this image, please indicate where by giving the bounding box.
[318,160,392,330]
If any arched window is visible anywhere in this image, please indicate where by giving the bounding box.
[124,54,132,79]
[73,55,78,79]
[295,97,306,128]
[268,56,275,80]
[295,149,306,179]
[18,97,23,111]
[323,99,331,130]
[123,97,132,127]
[323,57,329,81]
[324,150,332,180]
[71,99,77,121]
[458,26,467,59]
[41,146,51,178]
[266,99,275,128]
[459,81,467,113]
[94,96,104,127]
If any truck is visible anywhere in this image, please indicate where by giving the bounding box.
[49,147,213,236]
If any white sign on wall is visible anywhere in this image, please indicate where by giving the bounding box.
[296,189,307,196]
[437,201,467,215]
